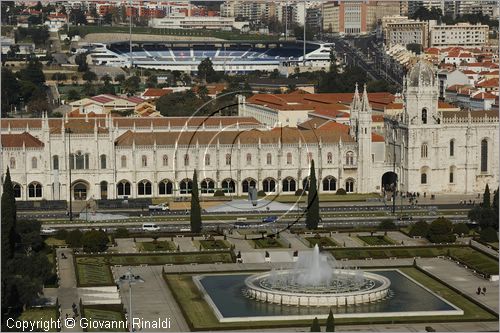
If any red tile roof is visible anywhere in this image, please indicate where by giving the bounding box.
[1,132,44,148]
[477,78,499,88]
[142,88,173,97]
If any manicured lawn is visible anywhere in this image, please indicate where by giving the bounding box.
[329,246,498,276]
[276,193,381,203]
[137,241,176,252]
[357,235,396,246]
[81,304,127,332]
[44,237,67,247]
[252,238,285,248]
[165,267,496,331]
[72,25,279,41]
[75,256,114,287]
[305,237,338,248]
[19,307,58,332]
[76,252,234,286]
[487,242,499,250]
[449,247,498,276]
[199,239,230,250]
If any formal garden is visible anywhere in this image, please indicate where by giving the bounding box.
[80,304,127,332]
[357,235,396,246]
[305,236,338,248]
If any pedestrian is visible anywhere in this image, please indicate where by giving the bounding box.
[482,287,486,295]
[417,192,420,197]
[477,287,481,295]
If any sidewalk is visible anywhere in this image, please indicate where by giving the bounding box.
[56,248,82,332]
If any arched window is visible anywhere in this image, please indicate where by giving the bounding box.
[225,154,231,165]
[31,157,38,169]
[52,155,59,170]
[222,179,235,193]
[286,152,292,165]
[28,182,42,198]
[100,181,108,199]
[327,152,333,164]
[121,155,127,168]
[242,178,256,193]
[179,179,193,194]
[481,139,488,172]
[138,180,152,195]
[323,176,337,191]
[162,155,168,166]
[184,154,189,166]
[345,179,354,193]
[302,177,310,191]
[449,140,455,157]
[100,154,107,169]
[421,173,427,184]
[70,152,89,170]
[13,183,21,198]
[422,108,427,124]
[421,144,428,158]
[346,151,354,165]
[158,179,173,195]
[117,180,131,196]
[201,179,215,194]
[266,153,272,165]
[246,153,252,165]
[141,155,147,167]
[9,157,16,169]
[282,177,296,192]
[449,166,455,183]
[204,154,210,166]
[262,178,276,192]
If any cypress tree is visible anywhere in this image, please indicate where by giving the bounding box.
[190,170,202,233]
[1,168,17,266]
[326,309,335,332]
[483,184,491,208]
[310,317,321,332]
[306,160,320,230]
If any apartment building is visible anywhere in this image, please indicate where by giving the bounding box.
[382,16,429,48]
[430,22,489,47]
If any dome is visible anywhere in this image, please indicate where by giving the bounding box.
[408,60,435,87]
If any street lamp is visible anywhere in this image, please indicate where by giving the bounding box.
[116,268,144,332]
[386,118,401,215]
[65,128,73,221]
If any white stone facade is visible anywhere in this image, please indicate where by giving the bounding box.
[1,62,498,202]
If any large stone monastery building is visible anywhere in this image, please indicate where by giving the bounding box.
[1,60,498,202]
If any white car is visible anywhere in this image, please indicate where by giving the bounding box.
[142,223,160,232]
[148,202,169,211]
[41,227,57,235]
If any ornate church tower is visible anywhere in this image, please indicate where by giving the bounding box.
[357,84,373,193]
[401,59,441,193]
[350,83,373,193]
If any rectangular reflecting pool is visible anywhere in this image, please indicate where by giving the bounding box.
[194,269,463,322]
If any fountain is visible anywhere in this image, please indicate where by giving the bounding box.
[244,245,391,306]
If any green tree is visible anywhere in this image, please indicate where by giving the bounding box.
[452,223,469,236]
[198,57,218,83]
[326,309,335,332]
[428,217,455,243]
[190,170,202,233]
[67,89,81,101]
[197,85,209,100]
[65,229,83,248]
[306,160,320,230]
[1,68,20,117]
[51,72,67,82]
[1,168,17,266]
[82,70,97,83]
[101,74,112,85]
[145,75,158,88]
[123,75,141,94]
[483,184,491,208]
[310,317,321,332]
[480,227,498,242]
[378,219,396,230]
[409,220,429,237]
[115,73,126,84]
[18,59,45,86]
[16,220,43,253]
[75,53,88,72]
[80,229,109,252]
[27,96,49,117]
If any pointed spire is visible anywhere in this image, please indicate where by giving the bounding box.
[351,83,361,112]
[360,83,371,113]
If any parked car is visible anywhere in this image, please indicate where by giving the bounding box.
[262,216,278,223]
[148,202,169,211]
[41,227,57,235]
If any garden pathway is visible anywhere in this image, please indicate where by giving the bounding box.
[56,248,82,332]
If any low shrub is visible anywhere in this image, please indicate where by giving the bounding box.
[409,220,429,237]
[452,223,469,236]
[114,228,129,238]
[295,189,307,196]
[480,227,499,242]
[336,188,347,195]
[378,219,396,230]
[213,190,225,197]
